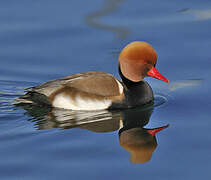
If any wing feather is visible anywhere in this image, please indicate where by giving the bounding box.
[30,72,122,97]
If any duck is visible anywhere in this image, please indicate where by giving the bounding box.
[16,41,169,110]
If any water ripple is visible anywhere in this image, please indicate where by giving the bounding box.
[85,0,130,39]
[0,80,36,113]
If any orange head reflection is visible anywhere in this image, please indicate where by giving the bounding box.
[119,125,169,163]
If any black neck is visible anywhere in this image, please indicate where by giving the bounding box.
[118,65,141,88]
[118,65,154,107]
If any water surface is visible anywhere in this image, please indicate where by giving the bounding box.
[1,0,211,179]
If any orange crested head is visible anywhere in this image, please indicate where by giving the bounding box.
[118,41,169,83]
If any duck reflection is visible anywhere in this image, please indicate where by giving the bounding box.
[16,103,168,163]
[118,107,169,163]
[119,123,169,163]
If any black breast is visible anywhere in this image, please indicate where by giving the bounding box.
[125,80,154,107]
[118,66,154,108]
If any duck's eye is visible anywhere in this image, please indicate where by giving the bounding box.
[142,64,152,76]
[145,59,156,67]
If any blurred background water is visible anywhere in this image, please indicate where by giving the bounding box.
[0,0,211,179]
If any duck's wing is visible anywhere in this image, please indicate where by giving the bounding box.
[32,72,123,96]
[16,72,124,105]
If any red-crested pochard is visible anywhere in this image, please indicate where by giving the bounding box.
[16,41,169,110]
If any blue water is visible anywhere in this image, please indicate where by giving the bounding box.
[1,0,211,179]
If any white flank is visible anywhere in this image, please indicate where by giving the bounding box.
[119,118,123,129]
[116,79,124,94]
[52,93,112,110]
